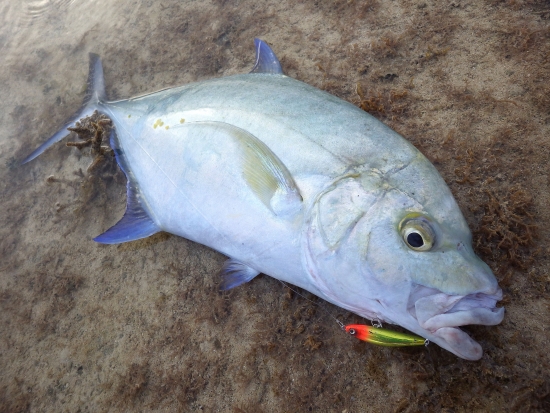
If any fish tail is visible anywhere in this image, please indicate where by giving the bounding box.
[21,53,106,164]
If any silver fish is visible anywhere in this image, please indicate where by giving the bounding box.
[24,39,504,360]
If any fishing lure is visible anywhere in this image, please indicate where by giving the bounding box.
[345,324,428,347]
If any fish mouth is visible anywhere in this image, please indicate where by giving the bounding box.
[408,285,505,360]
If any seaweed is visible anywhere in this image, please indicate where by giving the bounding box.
[66,110,113,166]
[370,35,402,59]
[111,363,150,407]
[62,111,125,218]
[475,188,537,270]
[356,82,410,120]
[444,131,539,278]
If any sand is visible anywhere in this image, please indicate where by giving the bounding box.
[0,0,549,411]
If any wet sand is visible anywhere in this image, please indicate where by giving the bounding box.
[1,0,549,411]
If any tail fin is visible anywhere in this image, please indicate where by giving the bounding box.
[22,53,106,164]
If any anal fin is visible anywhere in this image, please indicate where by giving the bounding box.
[93,195,159,244]
[219,259,260,290]
[94,130,160,244]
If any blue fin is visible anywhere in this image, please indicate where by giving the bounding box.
[250,38,283,75]
[93,130,160,244]
[219,259,260,290]
[22,53,106,164]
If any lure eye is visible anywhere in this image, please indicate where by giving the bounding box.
[349,329,356,335]
[400,216,435,252]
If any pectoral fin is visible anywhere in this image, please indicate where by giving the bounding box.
[191,121,302,217]
[241,134,302,216]
[227,124,302,216]
[219,259,260,290]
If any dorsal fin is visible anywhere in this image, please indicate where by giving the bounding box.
[94,129,160,244]
[250,38,283,74]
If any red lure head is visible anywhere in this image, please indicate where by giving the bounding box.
[345,324,371,342]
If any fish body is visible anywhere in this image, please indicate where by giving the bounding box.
[24,39,504,360]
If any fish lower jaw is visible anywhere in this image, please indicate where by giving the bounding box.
[420,307,504,360]
[432,326,483,361]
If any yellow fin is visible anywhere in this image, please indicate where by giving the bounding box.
[196,121,302,216]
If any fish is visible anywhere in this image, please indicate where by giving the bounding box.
[23,38,504,360]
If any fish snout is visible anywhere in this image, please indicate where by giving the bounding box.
[460,246,501,296]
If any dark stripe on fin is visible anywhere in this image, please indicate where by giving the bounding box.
[94,129,160,244]
[219,259,260,290]
[250,38,283,75]
[22,53,106,164]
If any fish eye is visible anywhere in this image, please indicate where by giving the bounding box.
[399,216,435,251]
[407,232,424,248]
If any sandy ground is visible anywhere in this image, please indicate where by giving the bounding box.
[0,0,549,411]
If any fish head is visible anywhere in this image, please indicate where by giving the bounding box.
[305,157,504,360]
